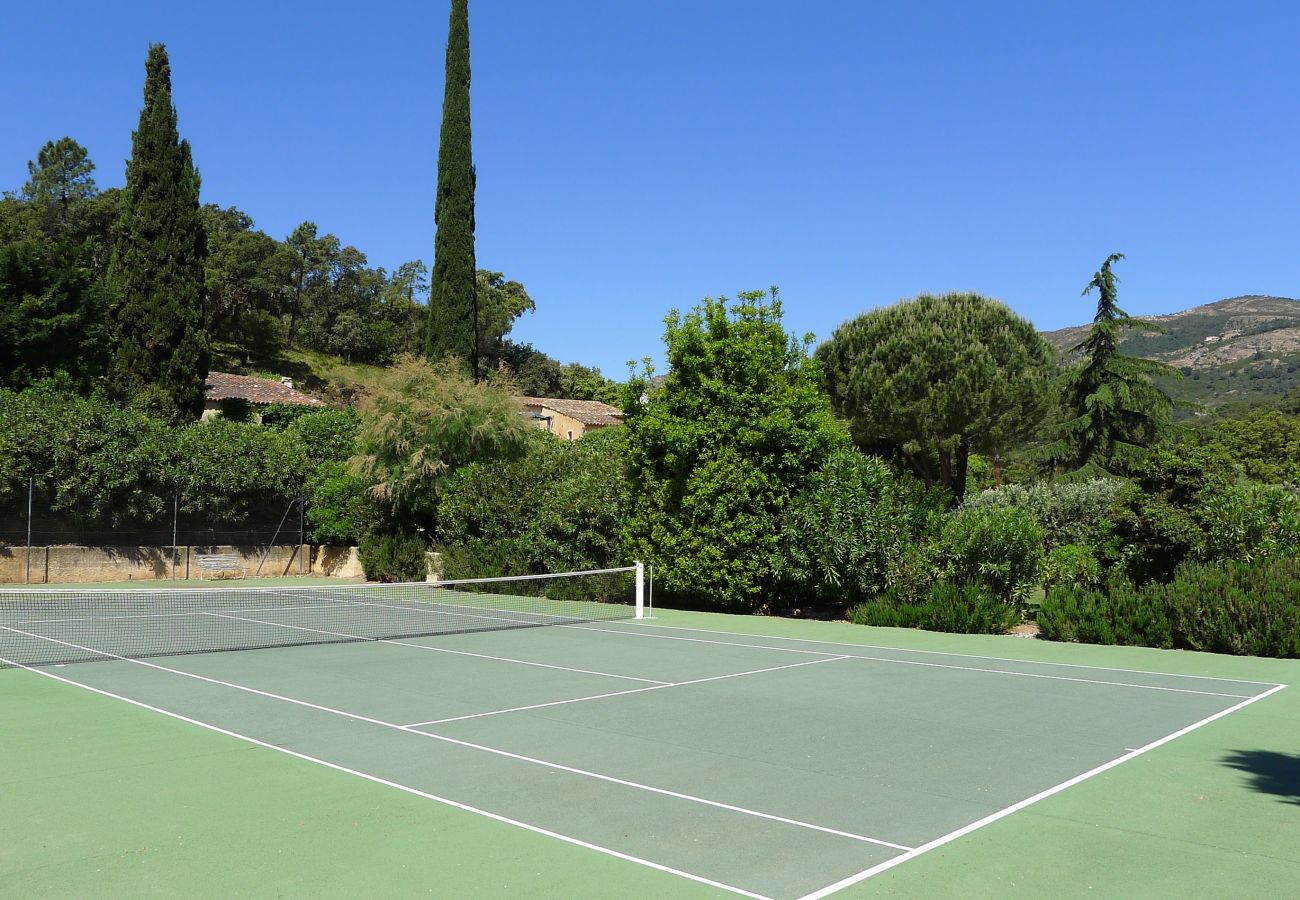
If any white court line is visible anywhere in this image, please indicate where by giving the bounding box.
[566,625,1263,699]
[11,603,345,625]
[202,611,669,685]
[0,624,912,853]
[620,621,1284,687]
[0,656,771,900]
[795,681,1289,900]
[403,656,852,727]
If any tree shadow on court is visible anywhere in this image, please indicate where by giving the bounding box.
[1222,750,1300,805]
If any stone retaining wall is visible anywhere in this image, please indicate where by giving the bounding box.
[0,545,363,584]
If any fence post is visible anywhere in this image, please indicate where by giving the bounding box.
[25,476,33,585]
[171,492,179,581]
[299,494,305,576]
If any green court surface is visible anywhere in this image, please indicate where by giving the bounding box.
[2,601,1297,898]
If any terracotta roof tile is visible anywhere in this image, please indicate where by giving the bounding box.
[517,397,624,427]
[205,372,325,407]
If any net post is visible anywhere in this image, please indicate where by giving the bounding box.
[634,561,645,619]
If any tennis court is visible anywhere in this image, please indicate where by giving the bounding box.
[0,569,1293,899]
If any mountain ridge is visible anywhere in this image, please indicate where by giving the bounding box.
[1040,295,1300,414]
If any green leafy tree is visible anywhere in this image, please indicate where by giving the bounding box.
[1208,409,1300,484]
[559,362,619,404]
[385,260,430,354]
[350,354,531,533]
[0,241,112,388]
[22,138,98,206]
[817,292,1055,503]
[496,342,561,395]
[624,289,847,610]
[477,270,534,370]
[202,205,289,353]
[426,0,478,376]
[21,137,98,236]
[778,448,942,610]
[108,44,209,419]
[283,221,331,345]
[1040,254,1177,476]
[438,427,627,577]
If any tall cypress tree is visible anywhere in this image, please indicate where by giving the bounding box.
[426,0,478,378]
[1041,253,1177,476]
[109,43,209,419]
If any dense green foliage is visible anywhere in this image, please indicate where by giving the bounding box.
[818,292,1054,503]
[625,290,846,610]
[426,0,478,375]
[1041,254,1177,476]
[850,582,1020,635]
[437,428,627,578]
[0,385,317,530]
[0,241,112,389]
[938,507,1045,607]
[108,45,209,420]
[777,449,942,610]
[1040,558,1300,658]
[357,530,429,583]
[960,478,1126,550]
[351,355,530,529]
[1043,543,1102,591]
[1208,409,1300,483]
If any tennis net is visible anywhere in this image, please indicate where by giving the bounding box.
[0,566,642,668]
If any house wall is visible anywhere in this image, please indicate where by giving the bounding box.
[526,407,621,440]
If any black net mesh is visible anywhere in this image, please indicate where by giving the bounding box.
[0,569,637,668]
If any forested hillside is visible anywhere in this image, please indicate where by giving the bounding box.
[1042,295,1300,415]
[0,146,619,406]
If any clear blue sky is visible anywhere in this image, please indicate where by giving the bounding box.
[3,1,1297,376]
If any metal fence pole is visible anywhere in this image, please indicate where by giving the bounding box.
[25,476,33,584]
[298,494,305,576]
[171,492,179,581]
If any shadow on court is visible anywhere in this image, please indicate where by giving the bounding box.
[1222,750,1300,805]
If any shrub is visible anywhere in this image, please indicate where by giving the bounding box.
[1164,558,1300,657]
[1043,543,1101,592]
[352,355,531,525]
[777,450,931,610]
[437,428,627,578]
[1197,484,1300,562]
[1037,579,1173,648]
[1038,558,1300,657]
[305,461,374,545]
[282,408,359,464]
[881,541,944,605]
[960,478,1126,550]
[938,507,1045,604]
[850,582,1019,635]
[623,290,846,611]
[167,418,311,524]
[357,530,428,582]
[1110,442,1239,580]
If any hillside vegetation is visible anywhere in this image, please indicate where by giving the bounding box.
[1042,295,1300,414]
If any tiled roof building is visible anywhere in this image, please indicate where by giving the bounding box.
[517,397,624,440]
[203,372,325,421]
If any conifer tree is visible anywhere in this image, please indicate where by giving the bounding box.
[426,0,478,378]
[109,43,208,419]
[1041,253,1177,476]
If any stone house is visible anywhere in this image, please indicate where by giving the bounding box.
[518,397,624,440]
[203,372,326,422]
